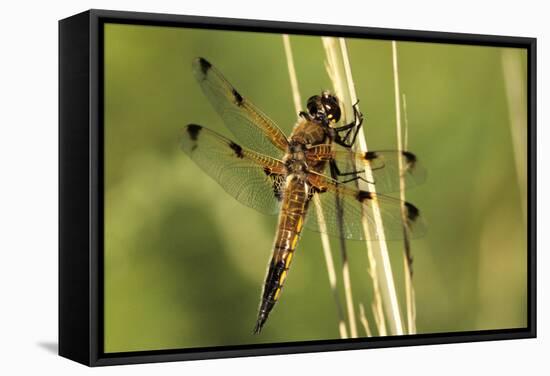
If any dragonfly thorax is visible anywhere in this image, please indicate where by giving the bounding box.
[284,142,309,179]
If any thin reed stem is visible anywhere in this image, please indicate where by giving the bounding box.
[282,35,303,118]
[402,94,410,151]
[501,49,527,222]
[392,41,417,335]
[359,303,373,337]
[282,34,349,339]
[372,300,387,336]
[366,252,387,336]
[322,37,359,339]
[340,252,357,337]
[323,36,405,335]
[401,93,417,334]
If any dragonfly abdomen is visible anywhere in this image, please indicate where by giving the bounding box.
[254,177,309,334]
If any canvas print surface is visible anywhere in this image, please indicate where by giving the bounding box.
[103,23,528,353]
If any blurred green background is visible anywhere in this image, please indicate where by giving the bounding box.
[103,23,527,353]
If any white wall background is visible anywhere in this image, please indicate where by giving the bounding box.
[0,0,547,374]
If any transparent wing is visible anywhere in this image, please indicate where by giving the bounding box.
[305,146,426,193]
[305,171,426,241]
[192,57,289,159]
[181,124,286,215]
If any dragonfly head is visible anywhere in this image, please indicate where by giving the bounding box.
[307,91,341,126]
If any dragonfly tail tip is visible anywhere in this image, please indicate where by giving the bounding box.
[253,315,267,335]
[252,322,263,335]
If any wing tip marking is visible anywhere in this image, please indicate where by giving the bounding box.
[404,201,421,223]
[186,124,203,141]
[402,151,418,167]
[196,57,212,77]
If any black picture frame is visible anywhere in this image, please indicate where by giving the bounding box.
[59,8,537,367]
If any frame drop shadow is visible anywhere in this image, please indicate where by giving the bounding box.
[37,341,58,354]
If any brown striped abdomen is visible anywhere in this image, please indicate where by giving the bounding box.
[253,175,309,334]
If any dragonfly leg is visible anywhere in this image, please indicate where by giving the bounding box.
[329,159,375,185]
[299,111,312,121]
[333,101,364,148]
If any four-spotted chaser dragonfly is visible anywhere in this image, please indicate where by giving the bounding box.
[181,57,425,334]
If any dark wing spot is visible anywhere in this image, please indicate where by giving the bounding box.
[404,202,420,223]
[229,141,244,158]
[357,190,373,202]
[263,167,272,175]
[197,57,211,76]
[402,151,417,167]
[232,88,244,106]
[187,124,202,141]
[364,151,378,161]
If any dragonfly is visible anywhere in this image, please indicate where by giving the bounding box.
[180,57,426,334]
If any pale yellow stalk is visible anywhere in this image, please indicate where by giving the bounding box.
[392,42,416,334]
[322,36,405,335]
[321,37,360,338]
[501,49,527,222]
[372,300,387,336]
[282,34,348,339]
[359,303,373,337]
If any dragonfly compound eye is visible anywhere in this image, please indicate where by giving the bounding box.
[306,95,323,118]
[321,93,341,123]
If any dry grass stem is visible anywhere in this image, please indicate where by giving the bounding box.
[402,94,417,333]
[282,34,349,339]
[323,36,405,335]
[359,303,373,337]
[322,36,360,338]
[282,35,303,116]
[366,250,387,335]
[402,94,409,151]
[501,49,527,222]
[392,41,417,334]
[372,301,387,336]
